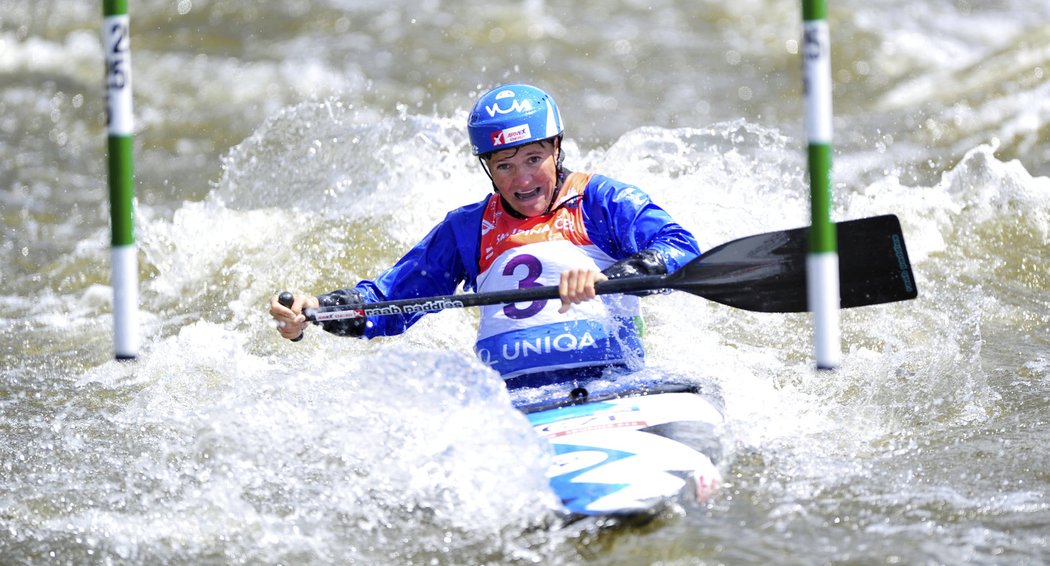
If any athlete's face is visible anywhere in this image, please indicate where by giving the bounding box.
[486,140,559,217]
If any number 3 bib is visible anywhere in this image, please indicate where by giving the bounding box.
[474,173,643,379]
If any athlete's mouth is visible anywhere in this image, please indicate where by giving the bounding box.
[514,187,543,201]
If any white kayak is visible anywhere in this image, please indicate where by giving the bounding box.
[520,382,724,521]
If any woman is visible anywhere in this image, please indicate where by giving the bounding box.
[271,84,701,390]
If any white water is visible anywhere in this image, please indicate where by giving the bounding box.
[2,1,1049,564]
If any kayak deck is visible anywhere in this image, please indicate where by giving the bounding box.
[521,382,724,521]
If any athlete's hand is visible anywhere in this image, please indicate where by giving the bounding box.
[558,268,607,314]
[269,293,320,340]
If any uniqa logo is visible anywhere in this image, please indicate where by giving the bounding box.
[501,331,598,360]
[486,89,534,117]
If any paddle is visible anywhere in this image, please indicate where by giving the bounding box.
[284,214,916,323]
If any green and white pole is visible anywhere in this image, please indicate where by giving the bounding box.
[103,0,139,360]
[802,0,840,369]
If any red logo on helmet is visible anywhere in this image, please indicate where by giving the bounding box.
[490,124,531,148]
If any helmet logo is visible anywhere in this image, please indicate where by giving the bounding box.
[491,124,531,147]
[485,90,534,117]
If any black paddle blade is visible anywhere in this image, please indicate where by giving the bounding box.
[836,215,918,309]
[668,214,918,312]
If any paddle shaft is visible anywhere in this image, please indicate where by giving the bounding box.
[292,214,917,323]
[304,276,663,323]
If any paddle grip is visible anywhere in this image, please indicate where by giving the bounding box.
[277,291,304,342]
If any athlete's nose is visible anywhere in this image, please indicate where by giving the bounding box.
[509,167,534,190]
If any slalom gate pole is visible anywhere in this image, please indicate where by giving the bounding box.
[103,0,139,360]
[802,0,840,369]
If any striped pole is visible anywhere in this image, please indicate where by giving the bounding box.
[802,0,840,369]
[103,0,139,360]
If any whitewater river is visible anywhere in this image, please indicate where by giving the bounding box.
[2,1,1048,564]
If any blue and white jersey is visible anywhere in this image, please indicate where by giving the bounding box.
[341,172,701,380]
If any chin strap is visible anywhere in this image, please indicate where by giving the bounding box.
[542,167,569,215]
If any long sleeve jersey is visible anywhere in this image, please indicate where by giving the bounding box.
[316,172,700,379]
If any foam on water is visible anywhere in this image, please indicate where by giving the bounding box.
[3,0,1050,562]
[59,323,560,563]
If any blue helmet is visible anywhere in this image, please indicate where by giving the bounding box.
[467,84,564,156]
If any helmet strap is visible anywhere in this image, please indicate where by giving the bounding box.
[544,136,565,215]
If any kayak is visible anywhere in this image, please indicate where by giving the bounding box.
[518,381,725,523]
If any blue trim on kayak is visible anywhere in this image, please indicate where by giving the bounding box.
[526,401,621,426]
[549,443,633,515]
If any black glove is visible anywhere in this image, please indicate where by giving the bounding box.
[601,249,669,296]
[315,288,368,337]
